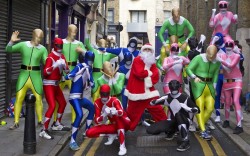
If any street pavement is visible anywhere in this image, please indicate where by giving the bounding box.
[0,81,250,156]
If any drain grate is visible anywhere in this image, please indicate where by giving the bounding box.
[136,135,176,147]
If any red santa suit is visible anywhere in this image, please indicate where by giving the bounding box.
[43,50,69,131]
[86,84,130,156]
[124,43,167,131]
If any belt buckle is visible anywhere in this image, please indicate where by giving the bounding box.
[27,66,32,71]
[55,81,59,86]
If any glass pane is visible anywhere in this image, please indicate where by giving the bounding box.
[164,10,171,20]
[139,11,145,23]
[108,10,113,22]
[131,11,138,23]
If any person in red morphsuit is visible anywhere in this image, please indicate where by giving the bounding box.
[86,84,130,156]
[39,38,70,140]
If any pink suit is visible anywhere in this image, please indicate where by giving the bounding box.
[162,55,190,94]
[209,11,237,42]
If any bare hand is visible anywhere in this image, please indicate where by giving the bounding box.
[194,77,202,83]
[11,31,21,42]
[75,45,84,53]
[181,42,187,51]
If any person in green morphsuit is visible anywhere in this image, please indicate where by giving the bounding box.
[6,30,48,130]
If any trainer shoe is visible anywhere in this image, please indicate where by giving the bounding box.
[233,126,243,134]
[177,140,190,152]
[104,134,117,145]
[222,120,230,128]
[142,120,151,127]
[37,121,43,128]
[200,131,212,141]
[189,124,197,132]
[118,145,127,156]
[165,131,176,141]
[206,121,215,130]
[69,142,80,151]
[214,116,221,123]
[9,123,19,130]
[51,123,70,131]
[39,129,54,140]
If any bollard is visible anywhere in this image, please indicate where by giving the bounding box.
[23,94,36,155]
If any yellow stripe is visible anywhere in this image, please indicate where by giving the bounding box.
[211,137,227,156]
[74,138,91,156]
[86,137,104,156]
[194,133,214,156]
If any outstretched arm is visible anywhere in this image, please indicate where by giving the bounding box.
[150,95,168,106]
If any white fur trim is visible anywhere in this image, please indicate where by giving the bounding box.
[169,16,185,25]
[145,77,152,88]
[141,45,155,53]
[124,89,159,101]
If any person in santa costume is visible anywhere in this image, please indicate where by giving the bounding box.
[86,84,130,156]
[125,43,167,131]
[39,38,70,140]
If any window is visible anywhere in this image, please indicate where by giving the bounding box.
[131,11,146,23]
[108,9,114,23]
[164,10,171,19]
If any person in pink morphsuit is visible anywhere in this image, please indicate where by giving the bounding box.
[162,43,190,94]
[216,40,243,134]
[209,0,238,42]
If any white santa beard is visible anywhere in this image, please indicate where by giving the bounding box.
[140,51,155,67]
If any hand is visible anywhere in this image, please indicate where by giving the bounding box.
[150,99,156,106]
[11,31,21,42]
[75,46,84,53]
[174,59,183,65]
[110,107,118,115]
[191,108,199,114]
[60,59,66,68]
[194,77,202,83]
[148,70,152,77]
[76,67,85,76]
[216,55,222,62]
[211,36,219,45]
[233,14,238,20]
[104,107,111,115]
[181,42,188,51]
[98,48,106,52]
[212,9,216,13]
[200,34,206,42]
[53,59,63,68]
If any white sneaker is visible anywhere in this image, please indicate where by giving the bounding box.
[142,120,151,127]
[207,121,215,130]
[51,124,70,131]
[104,134,117,145]
[39,130,54,140]
[189,124,196,132]
[118,146,127,156]
[214,116,221,123]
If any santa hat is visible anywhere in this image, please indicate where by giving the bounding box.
[141,43,155,53]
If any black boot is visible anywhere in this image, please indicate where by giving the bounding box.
[233,126,243,134]
[222,120,230,128]
[176,140,190,152]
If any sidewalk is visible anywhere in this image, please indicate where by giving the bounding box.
[210,107,250,156]
[0,88,90,156]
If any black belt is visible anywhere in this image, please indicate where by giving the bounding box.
[168,34,184,38]
[197,76,212,82]
[67,61,77,66]
[93,67,101,72]
[21,64,40,71]
[226,79,236,83]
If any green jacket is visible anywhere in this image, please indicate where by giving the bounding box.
[85,38,116,93]
[62,39,86,71]
[6,41,48,94]
[158,16,195,44]
[186,54,221,99]
[96,73,125,101]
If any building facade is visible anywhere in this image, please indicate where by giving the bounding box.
[180,0,250,93]
[0,0,102,118]
[107,0,179,55]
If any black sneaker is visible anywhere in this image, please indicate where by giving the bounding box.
[9,123,19,130]
[233,126,243,134]
[220,103,224,109]
[230,105,234,111]
[222,120,230,128]
[176,141,190,152]
[165,131,175,141]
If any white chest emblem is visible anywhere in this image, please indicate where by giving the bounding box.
[220,17,231,31]
[169,99,182,116]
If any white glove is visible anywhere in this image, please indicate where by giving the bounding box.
[104,107,111,115]
[213,83,217,89]
[174,59,183,65]
[216,55,222,62]
[163,42,167,47]
[233,45,241,54]
[200,34,206,42]
[76,67,85,76]
[53,59,63,68]
[110,107,118,115]
[185,38,189,43]
[212,9,216,16]
[60,59,66,68]
[148,70,152,76]
[211,36,219,45]
[233,14,238,20]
